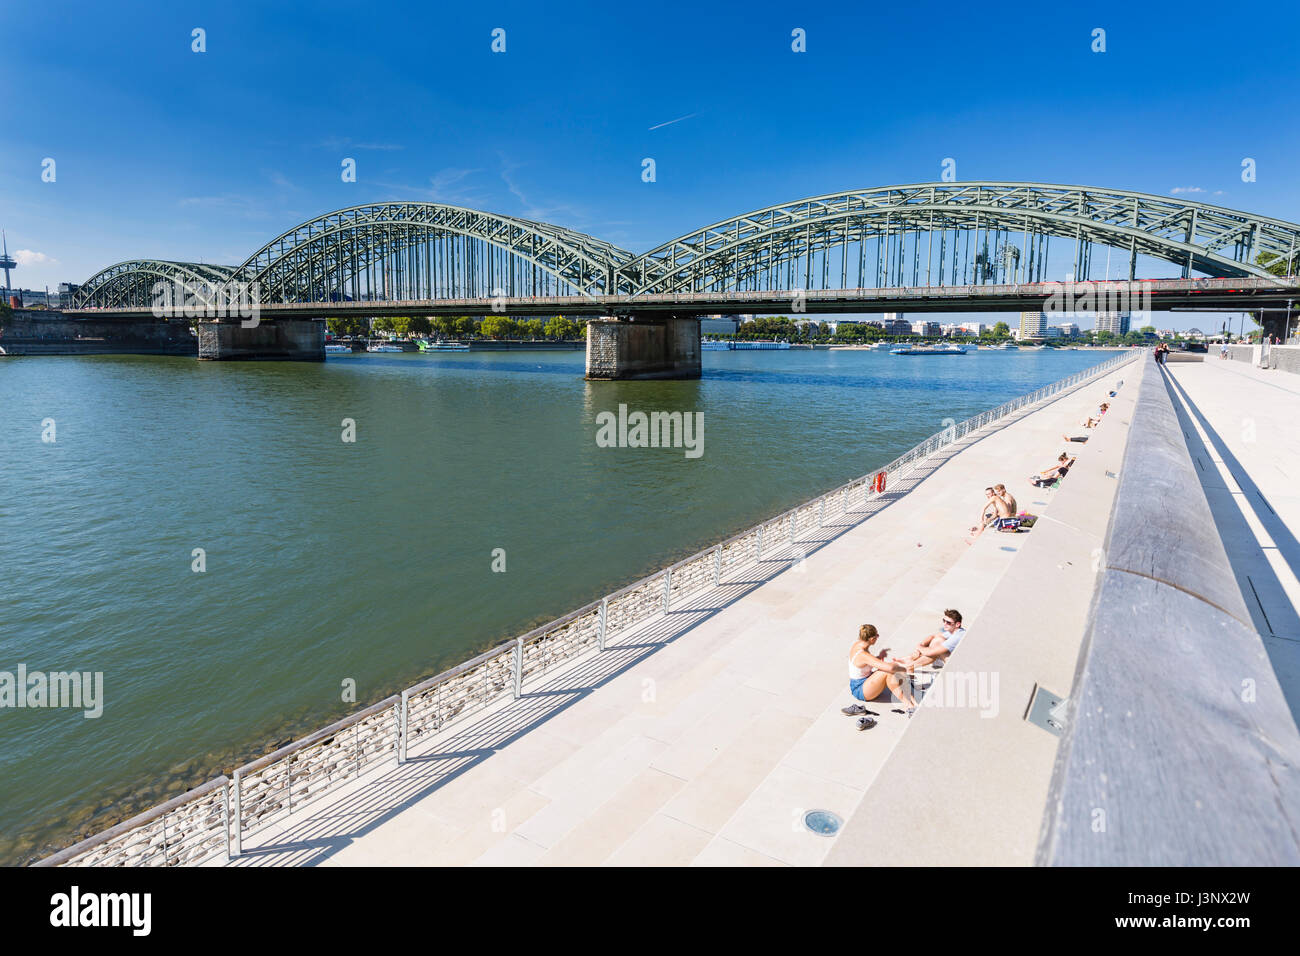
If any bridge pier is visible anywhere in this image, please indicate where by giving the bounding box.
[196,319,325,361]
[585,314,701,380]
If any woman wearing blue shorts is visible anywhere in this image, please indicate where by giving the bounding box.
[841,624,917,725]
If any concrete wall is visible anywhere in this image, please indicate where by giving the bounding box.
[586,316,701,379]
[0,309,196,356]
[196,319,324,361]
[1226,342,1300,374]
[1037,357,1300,865]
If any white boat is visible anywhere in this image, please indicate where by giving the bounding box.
[366,342,404,353]
[891,344,967,355]
[985,343,1019,351]
[324,343,351,354]
[867,341,894,351]
[701,339,731,351]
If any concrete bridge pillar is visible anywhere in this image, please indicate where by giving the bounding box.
[196,319,325,361]
[585,314,701,380]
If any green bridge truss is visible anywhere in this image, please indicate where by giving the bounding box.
[74,183,1300,309]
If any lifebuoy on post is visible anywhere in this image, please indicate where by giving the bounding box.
[873,471,887,494]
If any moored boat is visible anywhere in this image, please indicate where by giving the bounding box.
[890,344,967,355]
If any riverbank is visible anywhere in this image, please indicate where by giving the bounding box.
[6,348,1134,865]
[203,356,1137,866]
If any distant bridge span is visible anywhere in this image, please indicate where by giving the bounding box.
[70,183,1300,312]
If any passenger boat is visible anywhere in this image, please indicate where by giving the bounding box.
[985,343,1019,351]
[324,343,352,354]
[701,339,731,351]
[366,342,404,353]
[890,344,967,355]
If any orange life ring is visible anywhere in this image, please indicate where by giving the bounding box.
[873,471,887,493]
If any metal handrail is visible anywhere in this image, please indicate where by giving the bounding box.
[39,349,1138,866]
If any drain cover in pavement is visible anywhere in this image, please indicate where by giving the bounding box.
[803,810,843,836]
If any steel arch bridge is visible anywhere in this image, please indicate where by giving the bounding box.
[73,183,1300,309]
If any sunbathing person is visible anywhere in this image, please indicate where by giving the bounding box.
[841,624,917,722]
[893,610,966,672]
[1029,454,1074,487]
[966,487,1000,542]
[991,484,1020,530]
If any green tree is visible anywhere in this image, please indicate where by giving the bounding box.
[544,315,578,339]
[521,318,544,339]
[327,316,367,336]
[453,316,478,337]
[991,321,1011,339]
[480,315,517,339]
[1257,250,1298,277]
[408,315,432,335]
[372,317,395,334]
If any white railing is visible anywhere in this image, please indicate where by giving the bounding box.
[38,349,1139,866]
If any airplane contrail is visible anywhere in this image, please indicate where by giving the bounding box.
[648,112,698,131]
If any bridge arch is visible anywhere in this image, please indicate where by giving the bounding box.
[73,260,240,310]
[232,202,635,303]
[616,183,1300,295]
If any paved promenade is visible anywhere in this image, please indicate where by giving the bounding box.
[1163,358,1300,722]
[227,365,1134,867]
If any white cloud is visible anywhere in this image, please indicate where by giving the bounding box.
[14,249,57,266]
[1170,186,1206,194]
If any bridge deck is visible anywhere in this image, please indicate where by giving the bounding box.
[223,374,1130,867]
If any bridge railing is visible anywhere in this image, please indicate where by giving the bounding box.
[38,348,1139,866]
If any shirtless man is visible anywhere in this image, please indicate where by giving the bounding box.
[967,487,999,542]
[967,487,1016,543]
[992,484,1018,530]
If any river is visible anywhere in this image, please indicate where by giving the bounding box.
[0,345,1121,862]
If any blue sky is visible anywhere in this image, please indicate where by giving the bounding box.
[3,0,1297,330]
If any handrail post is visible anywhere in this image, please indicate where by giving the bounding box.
[512,637,524,699]
[398,691,409,764]
[817,497,825,527]
[712,546,722,586]
[598,598,608,651]
[757,525,764,559]
[788,513,795,543]
[662,568,672,612]
[223,780,232,862]
[232,769,242,857]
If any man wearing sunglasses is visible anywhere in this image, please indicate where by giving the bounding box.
[893,609,966,671]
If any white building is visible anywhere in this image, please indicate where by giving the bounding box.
[1019,311,1047,340]
[1094,312,1131,335]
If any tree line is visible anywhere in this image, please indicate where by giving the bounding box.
[326,315,585,340]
